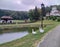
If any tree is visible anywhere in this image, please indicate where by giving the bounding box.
[0,9,29,20]
[29,6,40,22]
[29,9,34,21]
[34,6,40,21]
[45,6,52,14]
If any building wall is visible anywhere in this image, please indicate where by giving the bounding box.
[0,20,13,23]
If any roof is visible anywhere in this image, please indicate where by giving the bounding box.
[1,16,13,19]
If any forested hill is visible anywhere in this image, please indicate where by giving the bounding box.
[0,9,29,20]
[0,5,60,20]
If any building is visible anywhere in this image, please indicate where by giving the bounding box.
[0,16,13,23]
[46,6,60,16]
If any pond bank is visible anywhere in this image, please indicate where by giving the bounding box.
[0,27,39,34]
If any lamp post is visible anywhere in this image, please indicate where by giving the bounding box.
[41,3,45,29]
[40,3,46,33]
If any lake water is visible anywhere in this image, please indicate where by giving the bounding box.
[0,31,28,44]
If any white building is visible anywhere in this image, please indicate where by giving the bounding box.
[46,6,60,16]
[0,16,13,23]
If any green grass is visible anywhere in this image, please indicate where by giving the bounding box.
[0,20,53,29]
[0,20,60,47]
[0,20,55,33]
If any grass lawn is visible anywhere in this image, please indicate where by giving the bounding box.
[0,20,53,29]
[0,20,60,47]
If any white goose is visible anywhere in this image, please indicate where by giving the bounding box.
[32,29,36,34]
[39,27,44,33]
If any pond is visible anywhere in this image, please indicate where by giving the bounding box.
[0,31,28,44]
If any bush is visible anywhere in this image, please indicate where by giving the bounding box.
[48,16,57,21]
[48,16,53,20]
[57,17,60,22]
[52,16,57,21]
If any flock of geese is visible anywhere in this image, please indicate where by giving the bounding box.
[32,27,44,34]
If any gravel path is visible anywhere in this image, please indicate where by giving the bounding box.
[39,25,60,47]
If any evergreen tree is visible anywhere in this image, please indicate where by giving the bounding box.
[34,6,40,21]
[29,6,40,21]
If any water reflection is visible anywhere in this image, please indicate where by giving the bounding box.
[0,31,28,44]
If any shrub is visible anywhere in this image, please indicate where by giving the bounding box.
[48,16,57,21]
[52,16,57,21]
[49,16,53,20]
[57,17,60,22]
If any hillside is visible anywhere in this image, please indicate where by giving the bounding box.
[0,9,29,20]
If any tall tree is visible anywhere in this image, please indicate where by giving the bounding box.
[45,6,51,14]
[29,6,40,21]
[34,6,40,21]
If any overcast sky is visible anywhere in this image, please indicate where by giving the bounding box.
[0,0,60,11]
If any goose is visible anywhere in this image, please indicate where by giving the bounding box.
[32,29,36,34]
[39,27,44,33]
